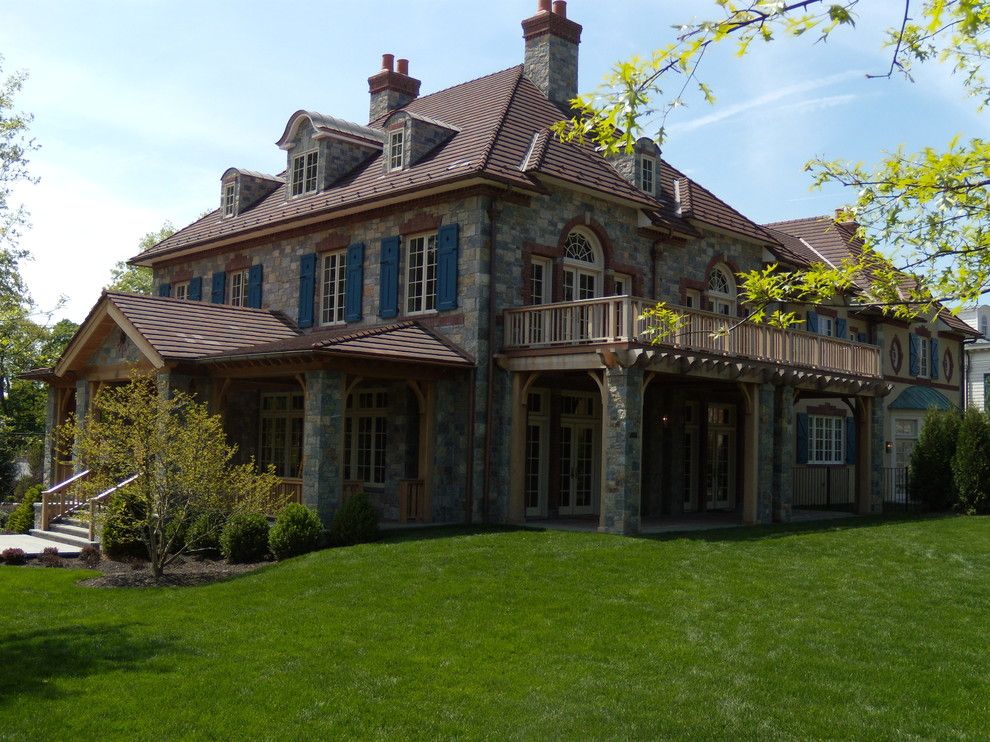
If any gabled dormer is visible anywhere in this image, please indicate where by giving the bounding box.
[381,110,459,173]
[220,169,283,217]
[610,136,661,199]
[275,111,385,197]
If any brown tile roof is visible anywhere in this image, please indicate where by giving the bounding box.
[107,292,299,360]
[199,321,474,367]
[764,217,980,337]
[136,65,780,263]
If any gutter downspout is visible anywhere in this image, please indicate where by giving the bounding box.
[481,194,501,524]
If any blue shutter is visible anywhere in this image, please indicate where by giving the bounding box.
[345,243,365,322]
[298,253,317,328]
[211,271,226,304]
[806,310,819,334]
[836,318,848,340]
[909,333,921,376]
[158,282,171,298]
[930,337,940,380]
[436,223,460,311]
[188,276,202,301]
[796,412,809,464]
[845,416,857,465]
[247,264,263,308]
[379,236,400,319]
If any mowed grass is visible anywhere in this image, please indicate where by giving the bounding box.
[1,517,989,740]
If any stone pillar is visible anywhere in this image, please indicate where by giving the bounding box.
[772,385,795,523]
[433,377,469,523]
[871,395,885,513]
[42,386,57,487]
[72,379,91,474]
[302,370,345,525]
[742,382,774,525]
[599,367,643,535]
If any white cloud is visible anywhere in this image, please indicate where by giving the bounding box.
[667,70,865,134]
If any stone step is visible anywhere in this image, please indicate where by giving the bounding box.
[49,522,92,539]
[58,517,88,529]
[29,528,97,550]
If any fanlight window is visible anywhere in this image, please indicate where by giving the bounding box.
[564,232,596,263]
[708,267,732,296]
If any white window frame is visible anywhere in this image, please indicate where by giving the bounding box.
[223,182,236,217]
[707,265,736,316]
[173,282,189,301]
[405,232,437,315]
[229,269,249,307]
[389,129,404,171]
[343,388,389,486]
[611,272,632,297]
[981,315,989,338]
[259,392,305,478]
[684,289,701,309]
[639,155,656,195]
[809,415,845,465]
[918,335,930,378]
[531,256,552,305]
[819,316,834,338]
[291,150,318,196]
[320,250,347,326]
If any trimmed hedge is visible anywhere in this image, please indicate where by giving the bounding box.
[186,510,226,556]
[269,504,323,560]
[329,492,379,547]
[5,484,42,534]
[910,410,960,510]
[953,407,990,514]
[101,492,148,561]
[220,513,270,563]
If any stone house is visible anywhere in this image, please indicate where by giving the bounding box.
[31,1,977,535]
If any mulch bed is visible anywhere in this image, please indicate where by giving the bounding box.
[21,553,268,588]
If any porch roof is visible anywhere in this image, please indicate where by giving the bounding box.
[888,385,953,411]
[196,321,475,367]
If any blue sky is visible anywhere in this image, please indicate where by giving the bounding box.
[3,0,985,322]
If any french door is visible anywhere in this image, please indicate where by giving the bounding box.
[560,422,596,515]
[524,420,549,517]
[706,404,736,510]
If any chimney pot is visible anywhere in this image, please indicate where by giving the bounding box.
[552,0,566,17]
[397,58,409,76]
[381,53,394,72]
[538,0,551,12]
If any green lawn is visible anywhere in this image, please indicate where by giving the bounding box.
[1,517,988,740]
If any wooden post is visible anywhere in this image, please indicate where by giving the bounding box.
[507,373,528,524]
[741,383,760,525]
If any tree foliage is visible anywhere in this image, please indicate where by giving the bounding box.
[57,372,281,576]
[909,408,960,510]
[556,1,990,318]
[105,221,174,295]
[951,406,990,514]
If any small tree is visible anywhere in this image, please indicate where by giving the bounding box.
[910,410,961,511]
[951,407,990,515]
[57,371,280,576]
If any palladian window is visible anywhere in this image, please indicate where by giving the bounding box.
[562,229,603,301]
[707,265,736,316]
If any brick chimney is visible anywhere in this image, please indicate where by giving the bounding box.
[522,0,582,111]
[368,53,421,122]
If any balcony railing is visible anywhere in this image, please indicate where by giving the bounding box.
[503,296,881,378]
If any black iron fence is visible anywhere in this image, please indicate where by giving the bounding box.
[792,466,855,510]
[881,467,917,511]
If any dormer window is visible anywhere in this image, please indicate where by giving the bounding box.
[389,129,404,171]
[222,182,236,217]
[639,156,656,195]
[291,151,319,196]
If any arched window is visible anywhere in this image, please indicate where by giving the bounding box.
[707,265,736,316]
[562,229,603,300]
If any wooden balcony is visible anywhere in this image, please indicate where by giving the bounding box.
[503,296,882,379]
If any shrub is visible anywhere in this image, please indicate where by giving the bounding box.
[0,509,8,531]
[5,484,43,534]
[910,409,961,510]
[952,407,990,514]
[269,504,323,560]
[2,547,26,566]
[12,475,40,503]
[220,512,270,563]
[186,510,227,556]
[101,492,148,561]
[39,546,61,568]
[79,545,101,568]
[328,492,379,547]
